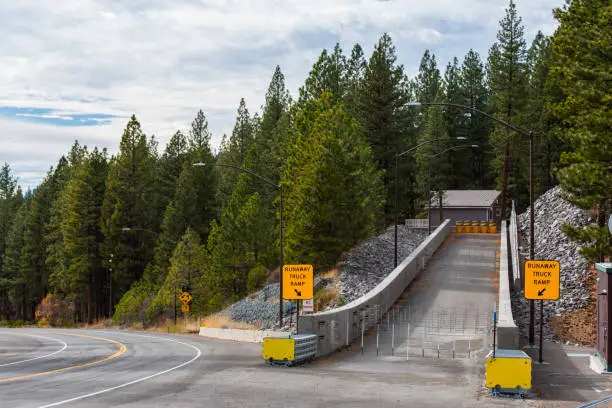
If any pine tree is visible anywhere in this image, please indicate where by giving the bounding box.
[525,32,563,195]
[358,33,413,222]
[487,0,530,216]
[549,0,611,261]
[442,57,465,189]
[0,163,23,316]
[101,115,158,309]
[0,163,22,273]
[343,44,367,118]
[284,91,385,269]
[216,100,256,211]
[412,50,445,215]
[158,130,189,209]
[1,197,27,319]
[146,228,209,322]
[459,49,492,188]
[414,50,443,104]
[60,148,108,322]
[298,44,347,105]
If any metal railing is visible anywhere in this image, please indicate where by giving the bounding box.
[509,202,521,291]
[405,219,429,229]
[355,305,496,359]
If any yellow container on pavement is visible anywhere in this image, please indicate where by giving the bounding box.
[263,337,295,361]
[471,221,478,233]
[485,349,531,396]
[479,222,487,233]
[456,221,463,233]
[489,222,497,233]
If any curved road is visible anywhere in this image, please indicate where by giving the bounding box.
[0,235,502,408]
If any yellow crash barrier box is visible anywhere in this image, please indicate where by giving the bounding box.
[262,334,317,366]
[455,221,463,233]
[488,221,497,233]
[486,349,531,397]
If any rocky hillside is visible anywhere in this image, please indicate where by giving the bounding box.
[511,186,595,345]
[206,225,427,331]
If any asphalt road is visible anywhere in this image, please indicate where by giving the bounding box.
[0,234,519,408]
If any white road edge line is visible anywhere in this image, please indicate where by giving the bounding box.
[37,333,202,408]
[0,332,68,367]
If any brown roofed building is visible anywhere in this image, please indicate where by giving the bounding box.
[428,190,502,231]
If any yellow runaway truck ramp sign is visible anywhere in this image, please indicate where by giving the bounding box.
[524,260,560,300]
[282,264,313,300]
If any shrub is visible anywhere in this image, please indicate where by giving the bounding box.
[35,294,74,327]
[247,264,269,293]
[113,280,154,325]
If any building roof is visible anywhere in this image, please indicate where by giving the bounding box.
[429,190,501,208]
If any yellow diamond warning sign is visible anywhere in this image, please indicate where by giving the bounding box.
[524,260,560,300]
[282,264,313,300]
[178,292,192,304]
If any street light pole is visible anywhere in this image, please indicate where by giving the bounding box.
[394,136,467,267]
[408,101,536,346]
[193,162,284,328]
[108,253,113,318]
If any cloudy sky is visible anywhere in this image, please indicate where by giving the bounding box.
[0,0,560,189]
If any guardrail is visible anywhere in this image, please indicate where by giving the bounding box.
[496,221,519,349]
[297,219,452,357]
[405,219,428,229]
[509,202,521,291]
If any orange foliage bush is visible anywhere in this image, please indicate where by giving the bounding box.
[35,294,74,327]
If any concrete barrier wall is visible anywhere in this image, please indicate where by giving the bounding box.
[297,219,452,357]
[497,222,519,349]
[199,327,289,343]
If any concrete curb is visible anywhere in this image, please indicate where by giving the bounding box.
[198,327,289,343]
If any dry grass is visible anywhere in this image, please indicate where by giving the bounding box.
[319,268,339,279]
[79,319,113,329]
[314,287,340,311]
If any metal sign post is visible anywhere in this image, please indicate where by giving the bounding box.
[525,260,561,363]
[539,300,544,363]
[493,311,497,359]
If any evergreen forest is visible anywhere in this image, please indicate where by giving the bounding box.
[0,0,609,325]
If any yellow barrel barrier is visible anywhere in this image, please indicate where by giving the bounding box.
[486,349,531,398]
[263,334,318,366]
[456,221,463,233]
[480,221,487,233]
[471,221,478,233]
[489,221,497,233]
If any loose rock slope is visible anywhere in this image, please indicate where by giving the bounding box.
[511,185,595,345]
[211,225,427,330]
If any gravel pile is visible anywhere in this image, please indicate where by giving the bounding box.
[512,185,593,342]
[216,277,333,330]
[337,225,428,303]
[214,225,427,330]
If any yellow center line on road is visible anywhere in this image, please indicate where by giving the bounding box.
[0,333,127,383]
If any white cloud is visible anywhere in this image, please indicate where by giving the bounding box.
[0,0,560,187]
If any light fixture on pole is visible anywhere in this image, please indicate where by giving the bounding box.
[193,162,284,328]
[394,136,467,268]
[408,101,536,347]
